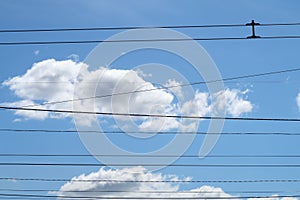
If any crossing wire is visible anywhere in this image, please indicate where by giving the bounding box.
[2,106,300,122]
[9,66,300,109]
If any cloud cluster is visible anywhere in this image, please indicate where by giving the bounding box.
[57,167,297,200]
[3,59,253,130]
[58,167,231,199]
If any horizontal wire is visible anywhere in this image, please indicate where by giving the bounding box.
[0,153,300,158]
[0,37,246,45]
[1,177,300,183]
[2,105,300,122]
[1,128,300,136]
[0,24,246,33]
[0,193,300,199]
[0,21,300,33]
[1,35,300,46]
[0,163,300,167]
[0,188,298,194]
[14,66,300,108]
[1,80,300,84]
[260,22,300,26]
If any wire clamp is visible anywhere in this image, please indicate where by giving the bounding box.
[246,20,261,39]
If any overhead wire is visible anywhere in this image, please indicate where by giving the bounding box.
[0,153,300,158]
[0,162,300,167]
[1,35,300,46]
[1,128,300,136]
[0,188,299,194]
[1,67,300,121]
[9,66,300,109]
[0,23,246,33]
[2,105,300,122]
[0,21,300,33]
[1,177,300,183]
[0,193,300,199]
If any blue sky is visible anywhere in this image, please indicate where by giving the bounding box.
[1,0,300,199]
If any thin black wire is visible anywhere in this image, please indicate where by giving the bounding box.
[3,67,294,108]
[14,66,300,108]
[2,106,300,122]
[0,24,246,33]
[1,128,300,136]
[0,163,300,167]
[1,35,300,45]
[0,153,300,158]
[0,193,300,199]
[0,21,300,33]
[0,37,246,45]
[0,188,298,194]
[1,177,300,183]
[260,22,300,26]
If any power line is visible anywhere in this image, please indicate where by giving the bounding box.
[1,177,300,183]
[0,24,246,33]
[0,21,300,33]
[0,162,300,167]
[2,105,300,122]
[1,153,300,158]
[260,22,300,26]
[1,35,300,46]
[14,66,300,108]
[0,188,298,194]
[0,193,300,199]
[1,128,300,136]
[0,37,245,46]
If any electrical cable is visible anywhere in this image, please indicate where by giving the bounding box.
[0,188,298,194]
[0,163,300,167]
[1,21,300,33]
[1,177,300,183]
[1,128,300,136]
[0,193,300,199]
[0,153,300,158]
[2,106,300,122]
[11,66,300,109]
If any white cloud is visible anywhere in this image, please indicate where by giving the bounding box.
[210,89,253,117]
[58,167,296,200]
[57,167,231,199]
[2,99,48,120]
[2,59,84,120]
[181,89,253,117]
[164,79,184,99]
[3,59,82,101]
[2,59,253,129]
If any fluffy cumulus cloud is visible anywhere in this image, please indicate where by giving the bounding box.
[2,59,84,120]
[57,167,297,200]
[57,167,231,199]
[2,59,253,129]
[210,89,253,117]
[181,89,252,118]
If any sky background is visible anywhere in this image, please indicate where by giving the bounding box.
[0,0,300,199]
